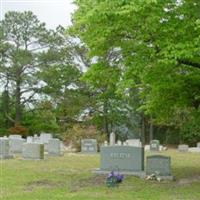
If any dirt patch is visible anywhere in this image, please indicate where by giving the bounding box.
[69,175,106,192]
[24,179,65,191]
[177,176,200,186]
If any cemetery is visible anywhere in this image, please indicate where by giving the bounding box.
[1,0,200,199]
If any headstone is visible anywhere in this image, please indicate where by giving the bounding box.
[81,139,97,153]
[104,141,108,146]
[109,132,116,146]
[40,133,53,151]
[48,139,62,156]
[9,134,22,139]
[0,138,13,159]
[9,138,25,153]
[117,140,122,146]
[22,143,44,160]
[126,139,142,147]
[197,142,200,148]
[178,144,189,152]
[33,135,40,143]
[123,142,128,146]
[27,136,34,143]
[100,146,144,171]
[159,145,164,151]
[40,133,52,144]
[188,147,200,153]
[145,145,150,151]
[146,155,171,176]
[150,140,160,151]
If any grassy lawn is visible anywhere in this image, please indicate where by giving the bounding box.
[1,150,200,200]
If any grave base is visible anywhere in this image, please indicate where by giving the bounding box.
[92,168,146,178]
[155,175,174,181]
[48,152,64,156]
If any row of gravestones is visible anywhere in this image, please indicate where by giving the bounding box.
[81,134,173,179]
[81,135,200,179]
[99,133,172,179]
[178,143,200,153]
[0,133,63,160]
[81,138,165,154]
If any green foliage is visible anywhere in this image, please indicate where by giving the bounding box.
[22,101,59,135]
[70,0,200,141]
[180,110,200,145]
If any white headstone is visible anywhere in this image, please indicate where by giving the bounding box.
[117,140,122,146]
[9,138,25,153]
[40,133,52,144]
[145,145,150,151]
[188,147,200,153]
[47,139,62,156]
[178,144,189,152]
[109,132,116,146]
[197,142,200,148]
[104,141,108,146]
[27,136,34,143]
[126,139,142,147]
[0,138,13,159]
[22,143,44,160]
[9,135,22,139]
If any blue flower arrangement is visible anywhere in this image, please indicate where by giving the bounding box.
[106,171,124,187]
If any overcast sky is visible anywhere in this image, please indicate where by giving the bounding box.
[0,0,76,29]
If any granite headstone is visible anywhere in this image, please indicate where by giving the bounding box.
[100,146,144,171]
[146,155,171,176]
[81,139,97,153]
[0,138,13,159]
[22,143,44,160]
[150,140,160,151]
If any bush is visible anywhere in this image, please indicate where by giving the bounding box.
[180,111,200,146]
[8,123,28,137]
[63,124,106,151]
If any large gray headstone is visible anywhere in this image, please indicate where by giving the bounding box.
[0,138,13,159]
[146,155,171,176]
[197,142,200,148]
[150,140,160,151]
[81,139,97,153]
[109,132,116,146]
[22,143,44,160]
[126,139,142,147]
[178,144,189,152]
[48,138,62,156]
[9,138,25,153]
[100,146,144,171]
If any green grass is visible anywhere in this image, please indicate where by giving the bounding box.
[1,150,200,200]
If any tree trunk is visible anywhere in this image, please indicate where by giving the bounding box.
[149,122,154,142]
[103,100,109,138]
[141,114,145,145]
[15,68,22,124]
[149,115,154,142]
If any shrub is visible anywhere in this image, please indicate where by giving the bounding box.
[180,111,200,146]
[8,123,28,137]
[63,124,106,151]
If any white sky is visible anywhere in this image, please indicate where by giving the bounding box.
[0,0,76,29]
